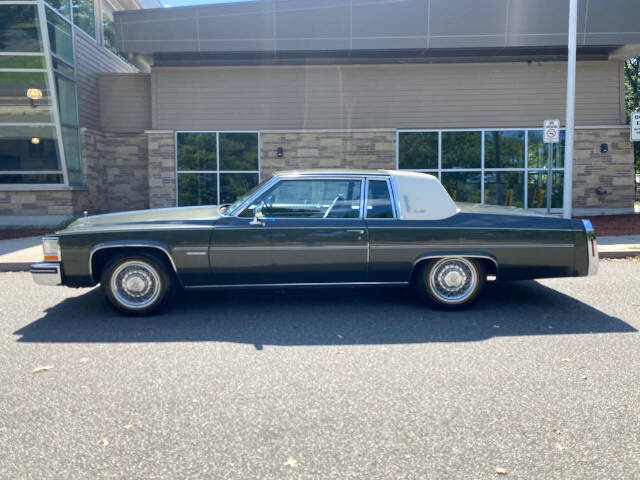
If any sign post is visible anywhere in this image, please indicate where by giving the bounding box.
[631,111,640,142]
[543,119,560,214]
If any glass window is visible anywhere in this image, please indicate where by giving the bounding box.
[0,56,46,69]
[484,171,524,208]
[47,0,72,20]
[220,173,259,204]
[366,179,394,218]
[398,132,438,170]
[441,172,481,204]
[0,126,61,173]
[55,74,78,126]
[61,126,81,184]
[527,130,565,169]
[0,173,63,184]
[241,179,362,219]
[442,131,481,169]
[47,7,73,64]
[72,0,95,38]
[219,132,259,171]
[484,130,524,168]
[0,71,54,123]
[0,5,43,53]
[102,0,117,54]
[52,58,74,77]
[178,173,217,207]
[177,131,260,206]
[527,171,564,209]
[177,133,217,171]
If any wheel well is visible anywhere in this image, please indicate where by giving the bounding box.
[410,256,498,284]
[91,247,177,284]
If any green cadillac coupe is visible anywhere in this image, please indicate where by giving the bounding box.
[31,170,598,315]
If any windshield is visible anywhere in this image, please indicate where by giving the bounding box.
[222,178,271,215]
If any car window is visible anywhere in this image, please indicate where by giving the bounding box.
[239,179,362,218]
[366,179,394,218]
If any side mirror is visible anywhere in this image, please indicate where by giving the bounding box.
[249,205,265,226]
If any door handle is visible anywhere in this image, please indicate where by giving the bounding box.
[347,229,365,234]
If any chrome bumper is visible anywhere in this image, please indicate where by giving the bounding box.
[581,219,598,276]
[31,262,62,286]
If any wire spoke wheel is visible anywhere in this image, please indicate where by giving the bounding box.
[426,257,481,306]
[110,260,162,310]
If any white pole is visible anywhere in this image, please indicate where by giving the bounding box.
[563,0,578,219]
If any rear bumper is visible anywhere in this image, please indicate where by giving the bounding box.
[581,219,598,276]
[31,262,62,286]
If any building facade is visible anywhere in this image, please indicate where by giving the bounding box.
[2,0,639,225]
[0,0,160,225]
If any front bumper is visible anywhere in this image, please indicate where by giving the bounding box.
[31,262,62,286]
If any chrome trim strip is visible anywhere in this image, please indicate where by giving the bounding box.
[185,251,207,256]
[367,226,581,231]
[184,281,408,290]
[174,246,208,251]
[30,262,62,286]
[88,242,179,284]
[214,225,369,230]
[209,245,368,251]
[371,243,574,249]
[410,254,499,278]
[581,219,599,276]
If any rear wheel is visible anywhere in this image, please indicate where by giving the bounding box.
[415,257,485,309]
[101,253,173,315]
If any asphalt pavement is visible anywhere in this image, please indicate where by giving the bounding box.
[1,261,639,479]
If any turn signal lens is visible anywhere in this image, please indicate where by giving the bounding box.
[42,237,60,262]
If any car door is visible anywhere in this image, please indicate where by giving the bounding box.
[210,176,368,285]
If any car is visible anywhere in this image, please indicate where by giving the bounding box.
[31,169,598,315]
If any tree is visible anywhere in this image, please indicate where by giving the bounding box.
[625,57,640,172]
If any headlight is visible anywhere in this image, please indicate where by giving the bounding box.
[42,237,60,262]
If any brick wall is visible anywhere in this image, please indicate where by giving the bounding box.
[573,127,635,215]
[147,131,176,209]
[260,130,396,178]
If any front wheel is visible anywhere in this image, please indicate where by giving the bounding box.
[415,257,485,309]
[101,253,173,315]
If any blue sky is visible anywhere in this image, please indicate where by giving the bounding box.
[163,0,252,7]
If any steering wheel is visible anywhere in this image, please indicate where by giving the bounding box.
[323,194,344,218]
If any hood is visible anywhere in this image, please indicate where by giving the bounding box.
[456,203,557,217]
[62,205,220,233]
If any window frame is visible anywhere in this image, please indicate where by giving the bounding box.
[235,176,367,220]
[175,130,261,207]
[364,177,397,219]
[396,128,566,212]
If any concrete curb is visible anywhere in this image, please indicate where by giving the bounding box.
[1,251,639,273]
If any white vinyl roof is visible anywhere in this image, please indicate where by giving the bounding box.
[387,170,459,221]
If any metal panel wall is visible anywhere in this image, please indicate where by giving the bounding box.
[152,61,624,131]
[98,73,151,132]
[74,29,136,131]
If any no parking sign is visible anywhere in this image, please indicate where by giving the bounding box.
[543,119,560,144]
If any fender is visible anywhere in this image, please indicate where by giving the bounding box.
[410,251,499,279]
[88,240,179,283]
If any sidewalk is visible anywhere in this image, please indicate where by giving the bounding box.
[0,234,639,273]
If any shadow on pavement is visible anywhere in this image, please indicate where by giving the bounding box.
[14,281,637,346]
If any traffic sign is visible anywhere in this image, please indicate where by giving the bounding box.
[543,119,560,144]
[631,112,640,142]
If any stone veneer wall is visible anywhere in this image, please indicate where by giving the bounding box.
[147,131,176,209]
[0,189,85,216]
[80,129,149,214]
[260,130,396,178]
[572,127,635,215]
